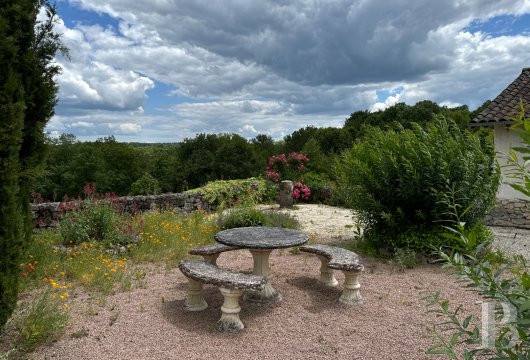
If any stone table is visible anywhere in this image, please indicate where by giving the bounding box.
[214,226,308,303]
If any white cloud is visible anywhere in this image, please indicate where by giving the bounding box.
[48,0,530,142]
[371,93,403,112]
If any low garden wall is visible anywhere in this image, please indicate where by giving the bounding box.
[484,199,530,229]
[31,192,214,228]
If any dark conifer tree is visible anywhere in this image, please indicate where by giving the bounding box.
[0,0,66,330]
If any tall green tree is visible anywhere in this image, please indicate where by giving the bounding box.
[0,0,65,330]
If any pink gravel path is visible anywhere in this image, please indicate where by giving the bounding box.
[31,249,480,360]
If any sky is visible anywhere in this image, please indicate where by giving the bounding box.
[46,0,530,143]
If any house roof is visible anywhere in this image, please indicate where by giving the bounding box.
[470,67,530,127]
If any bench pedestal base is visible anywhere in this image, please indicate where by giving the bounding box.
[184,278,208,311]
[244,249,281,303]
[317,255,338,287]
[217,287,245,332]
[339,271,363,305]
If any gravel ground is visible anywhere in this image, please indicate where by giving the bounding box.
[490,226,530,260]
[30,204,520,360]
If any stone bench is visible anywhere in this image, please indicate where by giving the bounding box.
[178,259,267,332]
[300,244,364,305]
[188,243,240,265]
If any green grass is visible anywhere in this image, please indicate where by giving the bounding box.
[2,288,69,355]
[129,210,218,268]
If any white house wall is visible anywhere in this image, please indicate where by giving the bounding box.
[494,124,530,200]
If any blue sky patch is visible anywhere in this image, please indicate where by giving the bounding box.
[144,82,218,115]
[466,14,530,37]
[56,0,120,30]
[376,86,404,103]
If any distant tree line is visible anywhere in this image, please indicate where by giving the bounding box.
[34,100,491,201]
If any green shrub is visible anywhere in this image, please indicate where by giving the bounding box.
[59,201,139,246]
[389,248,418,271]
[261,211,299,229]
[190,177,276,209]
[426,215,530,358]
[425,105,530,359]
[217,207,268,229]
[301,172,333,204]
[129,173,161,195]
[336,118,499,252]
[217,206,299,230]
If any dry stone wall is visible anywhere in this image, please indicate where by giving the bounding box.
[32,192,213,228]
[484,199,530,229]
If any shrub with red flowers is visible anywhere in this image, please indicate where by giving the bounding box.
[265,152,311,201]
[265,152,309,183]
[293,182,311,201]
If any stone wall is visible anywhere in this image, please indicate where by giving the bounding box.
[484,199,530,229]
[32,192,214,228]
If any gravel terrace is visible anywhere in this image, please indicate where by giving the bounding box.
[30,204,529,360]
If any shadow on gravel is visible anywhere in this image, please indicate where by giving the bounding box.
[160,286,279,334]
[286,276,343,314]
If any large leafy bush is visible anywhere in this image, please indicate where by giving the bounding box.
[336,118,499,251]
[189,177,277,209]
[426,105,530,359]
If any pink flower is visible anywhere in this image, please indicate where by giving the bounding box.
[293,189,300,199]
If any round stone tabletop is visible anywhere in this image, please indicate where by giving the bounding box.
[214,226,308,249]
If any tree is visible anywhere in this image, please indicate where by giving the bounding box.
[0,0,65,330]
[213,134,256,180]
[130,172,161,195]
[283,126,319,153]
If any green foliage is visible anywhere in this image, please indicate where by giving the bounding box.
[0,0,65,330]
[388,248,418,271]
[177,133,258,189]
[427,229,530,358]
[59,201,139,247]
[191,177,276,209]
[217,206,299,230]
[18,231,63,293]
[129,172,161,196]
[505,102,530,196]
[9,288,69,352]
[129,211,218,267]
[37,135,148,198]
[217,207,268,229]
[260,210,300,229]
[344,100,474,142]
[336,118,499,252]
[301,172,334,204]
[426,134,530,359]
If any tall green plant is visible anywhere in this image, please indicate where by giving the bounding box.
[426,105,530,358]
[426,206,530,358]
[505,102,530,196]
[0,1,66,330]
[336,118,499,251]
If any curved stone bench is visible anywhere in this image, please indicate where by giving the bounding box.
[188,243,240,265]
[178,259,267,332]
[300,244,364,305]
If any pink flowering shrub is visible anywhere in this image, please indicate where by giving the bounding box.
[265,152,311,202]
[265,152,309,183]
[293,182,311,201]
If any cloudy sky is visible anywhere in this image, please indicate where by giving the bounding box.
[47,0,530,142]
